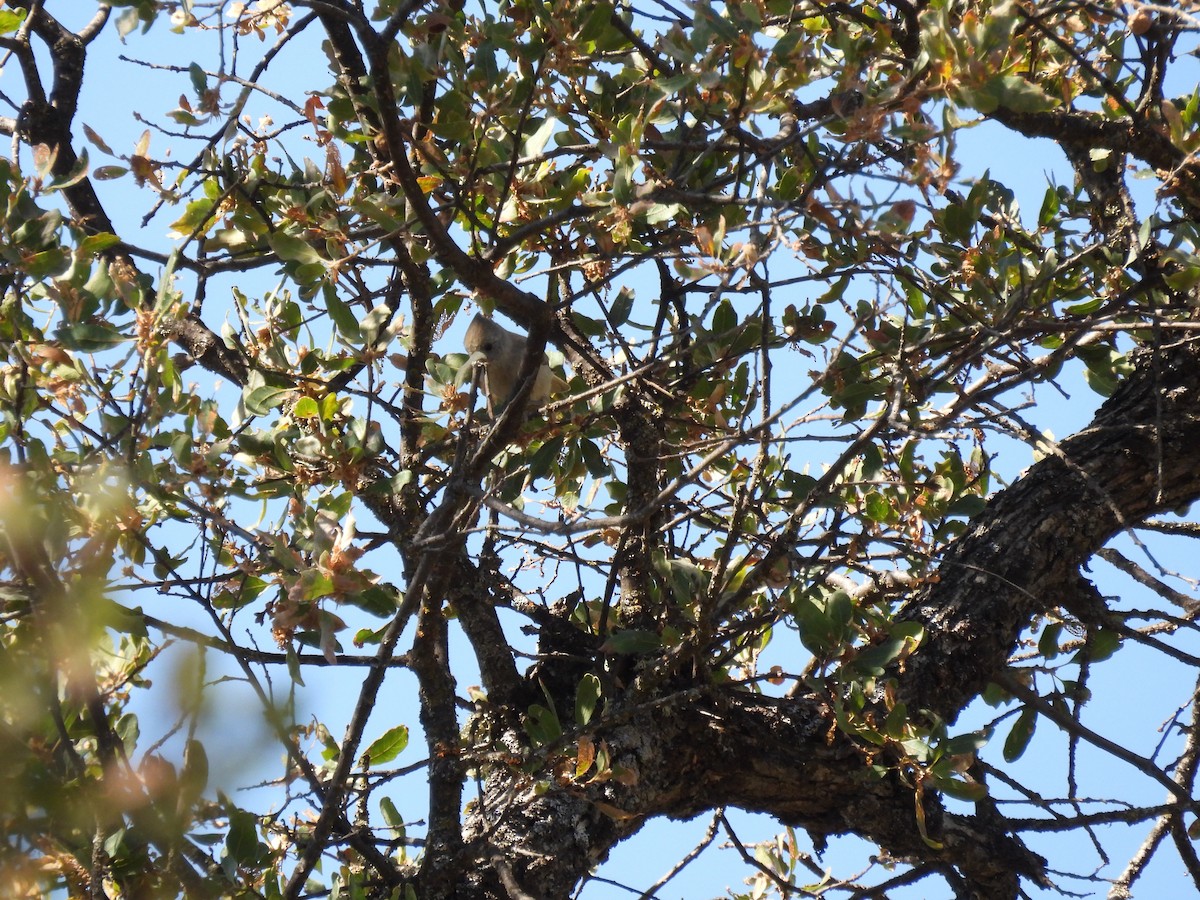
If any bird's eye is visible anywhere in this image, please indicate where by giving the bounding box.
[482,342,493,352]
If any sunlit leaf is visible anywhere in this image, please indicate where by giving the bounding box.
[364,725,410,766]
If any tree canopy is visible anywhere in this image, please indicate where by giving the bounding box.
[2,0,1200,897]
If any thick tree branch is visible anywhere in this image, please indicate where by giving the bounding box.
[899,336,1200,719]
[464,689,1043,899]
[988,105,1200,216]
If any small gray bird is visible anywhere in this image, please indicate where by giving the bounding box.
[463,314,569,413]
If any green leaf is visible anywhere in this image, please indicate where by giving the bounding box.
[600,629,662,655]
[580,439,609,477]
[883,702,908,739]
[168,108,204,126]
[524,703,563,746]
[1083,367,1118,396]
[791,587,854,658]
[651,73,696,97]
[849,622,924,676]
[522,117,558,158]
[242,384,292,416]
[982,681,1012,707]
[324,286,361,341]
[0,9,27,34]
[268,231,326,267]
[80,232,121,257]
[56,322,130,351]
[355,199,404,233]
[577,1,614,43]
[1164,265,1200,292]
[940,202,977,242]
[989,75,1057,113]
[286,646,304,686]
[360,303,394,343]
[24,247,70,278]
[943,729,991,755]
[116,713,140,754]
[944,495,987,518]
[781,471,817,504]
[575,673,602,726]
[379,797,405,839]
[528,437,564,482]
[863,490,893,523]
[694,0,740,43]
[1073,628,1121,665]
[609,287,634,326]
[189,62,207,97]
[363,725,409,766]
[1003,706,1037,762]
[353,625,387,647]
[936,775,988,802]
[169,198,218,238]
[292,396,320,419]
[97,599,149,638]
[641,202,682,224]
[713,298,737,334]
[180,739,209,806]
[1038,186,1061,227]
[211,581,263,610]
[225,807,261,865]
[1038,623,1062,660]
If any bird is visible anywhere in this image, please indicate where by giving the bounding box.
[463,314,569,413]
